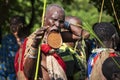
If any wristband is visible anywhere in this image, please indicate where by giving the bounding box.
[29,47,38,57]
[64,21,70,30]
[27,53,37,58]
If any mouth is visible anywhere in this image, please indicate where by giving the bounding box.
[11,28,17,33]
[47,31,63,49]
[47,26,61,34]
[44,26,62,49]
[50,29,60,33]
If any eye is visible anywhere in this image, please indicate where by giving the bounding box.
[53,19,57,21]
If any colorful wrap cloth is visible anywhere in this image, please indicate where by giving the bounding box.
[87,48,118,80]
[14,30,67,80]
[14,38,28,80]
[41,44,67,80]
[58,43,87,80]
[41,44,66,72]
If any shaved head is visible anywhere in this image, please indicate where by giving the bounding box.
[44,4,65,28]
[93,22,119,49]
[65,16,82,26]
[45,4,65,18]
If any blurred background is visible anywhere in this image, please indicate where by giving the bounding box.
[0,0,120,37]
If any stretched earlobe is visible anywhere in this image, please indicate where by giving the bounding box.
[111,34,118,50]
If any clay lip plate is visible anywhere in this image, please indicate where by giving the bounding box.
[47,32,62,49]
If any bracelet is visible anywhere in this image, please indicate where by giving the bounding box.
[29,47,38,57]
[27,53,37,58]
[64,21,70,30]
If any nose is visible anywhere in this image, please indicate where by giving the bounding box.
[55,21,60,27]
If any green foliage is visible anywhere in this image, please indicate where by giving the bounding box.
[90,0,120,22]
[0,0,114,37]
[90,0,120,35]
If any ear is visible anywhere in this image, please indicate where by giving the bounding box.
[111,33,119,49]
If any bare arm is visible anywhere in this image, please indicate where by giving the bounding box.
[24,55,37,79]
[61,23,90,42]
[70,25,90,39]
[23,27,48,79]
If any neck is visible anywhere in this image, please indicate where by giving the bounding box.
[97,40,113,49]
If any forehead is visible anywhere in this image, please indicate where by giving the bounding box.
[46,7,65,20]
[51,11,64,20]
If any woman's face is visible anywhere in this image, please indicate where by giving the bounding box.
[10,23,23,37]
[44,7,65,33]
[10,25,19,33]
[42,6,65,44]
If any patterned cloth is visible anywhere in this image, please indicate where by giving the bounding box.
[0,34,24,80]
[87,48,118,80]
[46,55,67,80]
[40,44,68,80]
[14,30,67,80]
[14,29,87,80]
[58,43,87,80]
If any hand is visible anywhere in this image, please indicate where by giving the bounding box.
[31,27,48,48]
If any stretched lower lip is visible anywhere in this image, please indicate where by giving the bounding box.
[50,29,59,32]
[46,27,60,35]
[47,31,62,49]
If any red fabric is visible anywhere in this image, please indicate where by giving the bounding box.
[14,50,19,73]
[20,38,28,71]
[15,41,66,74]
[52,53,66,72]
[93,54,99,65]
[109,52,117,57]
[92,51,117,68]
[41,44,66,72]
[41,44,51,54]
[14,38,28,73]
[93,51,117,67]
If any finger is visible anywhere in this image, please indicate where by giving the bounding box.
[35,36,43,40]
[35,31,44,36]
[35,27,48,35]
[40,26,49,31]
[33,36,43,44]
